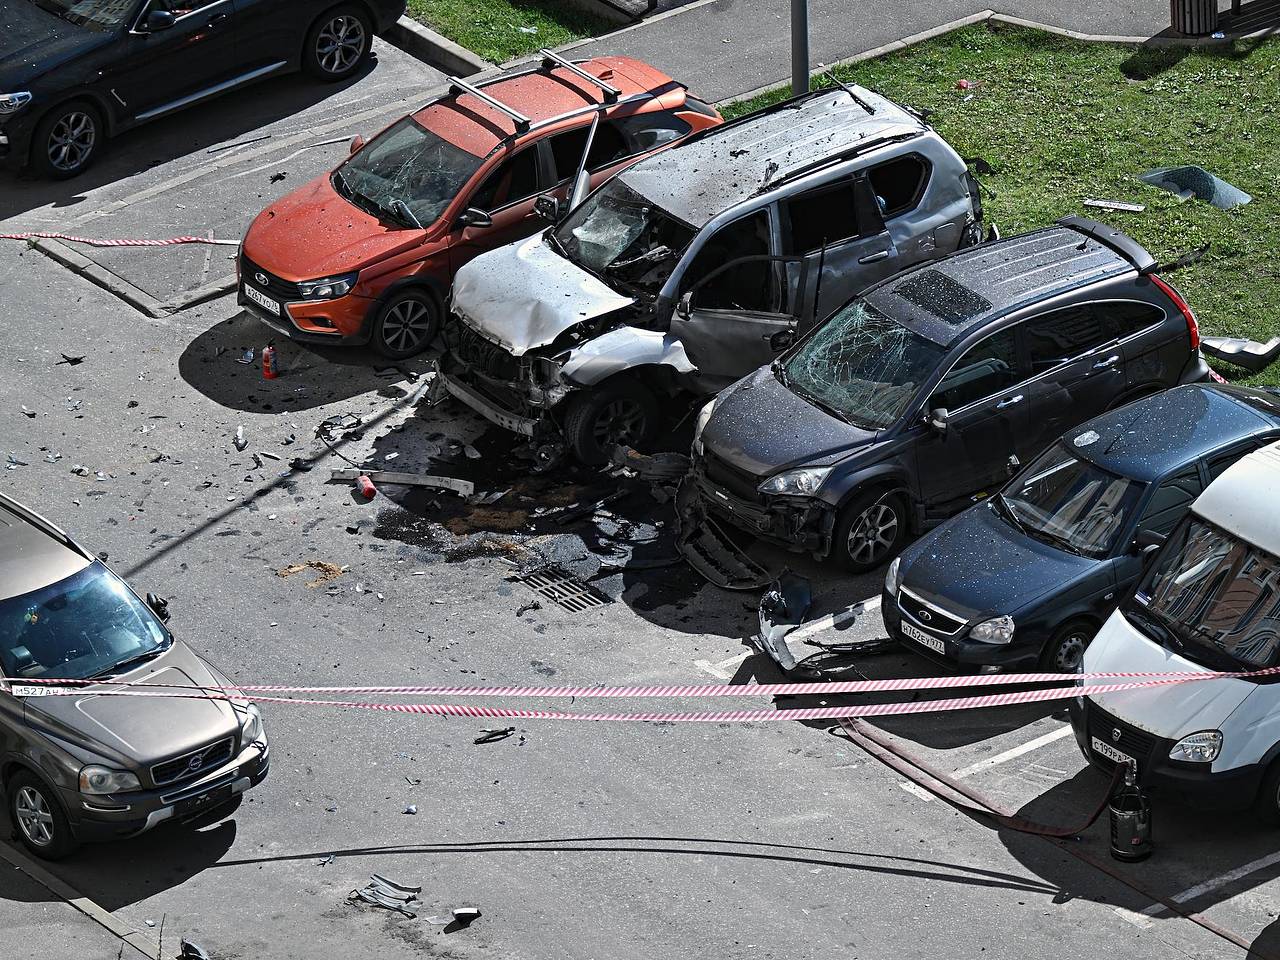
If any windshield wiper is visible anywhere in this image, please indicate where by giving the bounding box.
[1124,605,1181,652]
[993,495,1027,535]
[785,379,856,426]
[771,359,790,387]
[390,199,422,229]
[88,645,167,680]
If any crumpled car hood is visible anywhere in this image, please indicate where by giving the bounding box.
[452,234,634,357]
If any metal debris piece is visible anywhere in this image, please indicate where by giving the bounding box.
[350,874,421,918]
[1201,335,1280,374]
[70,464,90,476]
[1083,199,1146,213]
[1138,166,1252,209]
[403,804,418,815]
[329,468,474,497]
[277,560,345,588]
[756,573,812,672]
[515,600,541,617]
[20,405,35,418]
[56,354,86,366]
[179,940,211,960]
[463,444,481,459]
[551,490,628,525]
[475,727,516,744]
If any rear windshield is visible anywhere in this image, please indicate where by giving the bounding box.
[0,562,170,681]
[334,117,485,228]
[1125,516,1280,671]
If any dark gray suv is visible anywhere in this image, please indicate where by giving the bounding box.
[0,493,268,859]
[680,217,1211,586]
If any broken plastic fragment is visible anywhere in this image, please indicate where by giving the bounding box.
[756,574,813,672]
[1200,335,1280,374]
[1138,166,1251,209]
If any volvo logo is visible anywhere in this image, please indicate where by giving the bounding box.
[918,610,932,622]
[254,272,268,286]
[1112,728,1122,743]
[187,754,205,772]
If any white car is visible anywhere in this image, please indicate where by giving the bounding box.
[1071,439,1280,820]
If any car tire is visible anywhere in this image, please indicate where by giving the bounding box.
[303,4,373,81]
[370,289,439,359]
[1255,761,1280,826]
[1039,619,1096,673]
[8,770,78,861]
[31,100,104,180]
[833,489,907,573]
[563,380,660,466]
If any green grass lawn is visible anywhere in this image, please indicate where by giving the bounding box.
[407,0,611,64]
[728,23,1280,384]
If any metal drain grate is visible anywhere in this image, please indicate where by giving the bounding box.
[518,566,609,613]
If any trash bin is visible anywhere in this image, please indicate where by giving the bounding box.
[1171,0,1218,35]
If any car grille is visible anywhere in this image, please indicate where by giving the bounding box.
[896,587,966,636]
[700,452,763,502]
[452,321,523,381]
[1087,703,1158,768]
[241,254,302,300]
[151,737,235,787]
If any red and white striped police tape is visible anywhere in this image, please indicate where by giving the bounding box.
[0,232,238,248]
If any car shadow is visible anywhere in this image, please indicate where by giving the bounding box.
[177,311,419,412]
[0,62,377,222]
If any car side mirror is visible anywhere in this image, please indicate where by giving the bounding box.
[457,207,492,229]
[676,291,693,320]
[145,9,177,32]
[927,407,949,433]
[534,194,562,223]
[348,134,365,155]
[146,592,171,623]
[1133,529,1166,557]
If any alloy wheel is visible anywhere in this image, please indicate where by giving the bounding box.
[47,111,96,174]
[845,502,898,566]
[381,299,432,353]
[15,786,54,848]
[592,398,645,447]
[316,16,367,75]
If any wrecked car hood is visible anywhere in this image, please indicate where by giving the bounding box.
[452,234,634,357]
[701,365,878,476]
[244,174,424,280]
[899,503,1097,622]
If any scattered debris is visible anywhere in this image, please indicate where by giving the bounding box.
[426,906,482,928]
[1138,166,1252,209]
[236,348,255,364]
[609,445,690,483]
[1201,335,1280,374]
[475,727,516,744]
[349,875,421,918]
[551,490,629,526]
[233,425,247,451]
[56,354,86,366]
[355,474,378,499]
[756,573,812,672]
[1083,198,1146,213]
[675,499,774,591]
[277,560,345,588]
[515,600,541,617]
[20,405,35,418]
[70,464,90,476]
[6,455,28,470]
[403,804,418,815]
[318,855,336,866]
[269,171,288,184]
[463,444,481,460]
[179,939,211,960]
[330,468,474,497]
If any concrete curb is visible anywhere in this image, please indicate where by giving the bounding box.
[384,15,492,76]
[564,0,636,27]
[547,0,724,58]
[32,238,169,320]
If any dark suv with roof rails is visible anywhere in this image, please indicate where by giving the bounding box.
[679,216,1211,586]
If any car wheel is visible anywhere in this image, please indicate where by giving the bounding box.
[371,289,439,359]
[833,489,907,573]
[563,380,660,466]
[304,4,373,81]
[1255,761,1280,826]
[1040,620,1095,673]
[9,770,78,860]
[31,101,103,180]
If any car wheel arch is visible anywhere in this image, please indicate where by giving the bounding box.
[830,473,911,518]
[2,758,69,814]
[26,94,114,165]
[301,1,377,65]
[1039,615,1101,670]
[372,277,443,318]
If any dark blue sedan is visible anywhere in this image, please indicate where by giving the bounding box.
[882,383,1280,672]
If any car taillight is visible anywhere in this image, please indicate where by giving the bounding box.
[1150,274,1199,350]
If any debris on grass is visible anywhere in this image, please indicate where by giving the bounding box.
[1138,166,1252,209]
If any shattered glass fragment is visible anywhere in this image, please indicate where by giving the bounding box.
[1138,166,1251,210]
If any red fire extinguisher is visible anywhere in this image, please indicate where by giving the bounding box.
[262,341,278,380]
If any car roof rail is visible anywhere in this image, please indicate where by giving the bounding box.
[757,131,921,195]
[1057,215,1157,274]
[0,490,79,552]
[538,48,621,102]
[447,76,532,132]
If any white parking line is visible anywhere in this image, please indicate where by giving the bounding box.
[1138,851,1280,919]
[951,727,1074,779]
[898,780,935,802]
[694,652,752,680]
[787,596,882,641]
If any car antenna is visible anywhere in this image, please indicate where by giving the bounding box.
[1153,242,1210,274]
[822,69,876,114]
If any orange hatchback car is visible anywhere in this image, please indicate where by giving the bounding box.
[238,52,721,358]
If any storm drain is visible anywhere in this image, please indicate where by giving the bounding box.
[517,567,609,613]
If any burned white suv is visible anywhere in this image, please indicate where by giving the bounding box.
[441,85,984,464]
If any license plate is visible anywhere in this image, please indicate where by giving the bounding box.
[242,283,279,315]
[1091,737,1135,767]
[901,620,945,655]
[175,783,233,819]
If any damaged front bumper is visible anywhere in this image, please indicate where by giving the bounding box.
[440,328,570,439]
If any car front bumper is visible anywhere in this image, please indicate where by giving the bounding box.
[62,741,269,843]
[680,461,835,557]
[881,587,1041,670]
[0,112,35,169]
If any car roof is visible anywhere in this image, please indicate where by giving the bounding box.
[411,56,680,159]
[614,87,926,226]
[1066,384,1280,483]
[1194,439,1280,551]
[0,496,91,600]
[865,222,1144,346]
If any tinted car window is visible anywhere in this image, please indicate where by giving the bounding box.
[548,123,629,181]
[1206,444,1257,482]
[867,154,929,217]
[782,181,860,254]
[1137,470,1202,535]
[1098,301,1166,339]
[1023,305,1114,372]
[683,210,774,310]
[469,147,540,211]
[930,328,1021,411]
[613,111,692,154]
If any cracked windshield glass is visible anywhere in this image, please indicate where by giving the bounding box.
[334,117,484,228]
[552,179,696,295]
[779,302,946,428]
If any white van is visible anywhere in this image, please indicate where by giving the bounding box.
[1071,439,1280,819]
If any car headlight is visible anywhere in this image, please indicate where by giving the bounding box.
[240,703,264,744]
[0,92,32,115]
[79,765,142,795]
[297,272,358,300]
[691,397,718,455]
[885,557,902,596]
[1169,730,1222,763]
[969,615,1015,644]
[758,465,832,497]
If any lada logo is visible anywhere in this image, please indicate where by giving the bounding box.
[255,272,268,285]
[918,610,932,622]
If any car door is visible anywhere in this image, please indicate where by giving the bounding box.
[779,173,896,324]
[231,0,303,72]
[1100,299,1183,392]
[1018,302,1125,458]
[104,0,243,122]
[1114,467,1205,587]
[671,209,793,389]
[447,144,547,274]
[913,325,1030,517]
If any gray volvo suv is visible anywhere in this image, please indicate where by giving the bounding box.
[0,492,268,859]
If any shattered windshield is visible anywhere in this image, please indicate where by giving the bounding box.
[29,0,134,28]
[0,562,170,681]
[1129,517,1280,670]
[334,117,485,228]
[778,302,946,429]
[551,179,696,295]
[1000,443,1145,558]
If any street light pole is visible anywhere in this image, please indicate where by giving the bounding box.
[791,0,809,95]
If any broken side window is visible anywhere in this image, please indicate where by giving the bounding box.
[682,210,775,311]
[469,146,540,211]
[613,111,693,156]
[867,154,930,218]
[781,180,860,254]
[548,123,629,182]
[930,327,1021,411]
[1023,305,1113,372]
